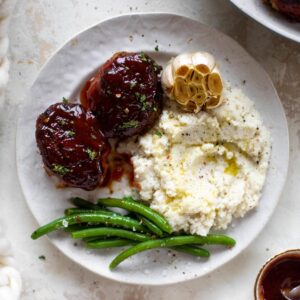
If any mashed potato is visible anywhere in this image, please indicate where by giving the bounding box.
[118,87,271,236]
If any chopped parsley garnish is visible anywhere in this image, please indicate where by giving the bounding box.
[86,148,97,160]
[119,120,139,129]
[62,97,69,104]
[58,119,67,126]
[52,164,70,176]
[130,81,137,89]
[141,102,152,111]
[140,51,148,62]
[154,45,159,52]
[135,92,151,111]
[38,255,46,260]
[67,130,75,137]
[140,94,146,102]
[155,130,163,137]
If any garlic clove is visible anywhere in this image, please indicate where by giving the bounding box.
[162,63,174,93]
[191,69,205,85]
[172,53,192,78]
[191,52,216,75]
[187,83,199,98]
[185,101,202,113]
[205,95,224,109]
[161,51,224,112]
[174,77,189,103]
[207,67,223,95]
[192,90,208,106]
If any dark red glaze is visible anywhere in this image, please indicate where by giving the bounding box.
[265,0,300,21]
[101,152,140,191]
[36,102,110,190]
[258,254,300,300]
[81,51,163,138]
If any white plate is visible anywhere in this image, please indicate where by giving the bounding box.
[16,13,289,285]
[230,0,300,43]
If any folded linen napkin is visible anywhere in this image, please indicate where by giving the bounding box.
[0,224,22,300]
[0,0,22,299]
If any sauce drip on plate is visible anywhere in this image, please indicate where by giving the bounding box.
[101,151,140,191]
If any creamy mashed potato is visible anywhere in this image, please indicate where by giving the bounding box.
[118,87,271,236]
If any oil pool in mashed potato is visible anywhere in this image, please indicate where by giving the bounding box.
[118,86,271,236]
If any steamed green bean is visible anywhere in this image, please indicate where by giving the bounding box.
[31,213,146,239]
[98,198,172,234]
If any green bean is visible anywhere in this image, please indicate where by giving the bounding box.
[63,224,105,233]
[63,224,90,232]
[86,238,209,257]
[71,227,150,242]
[125,197,151,207]
[83,236,105,243]
[172,245,210,257]
[31,213,146,240]
[70,197,101,209]
[136,215,164,237]
[64,208,119,216]
[98,198,172,234]
[109,235,236,269]
[86,239,134,249]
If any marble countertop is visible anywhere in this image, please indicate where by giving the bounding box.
[1,0,300,299]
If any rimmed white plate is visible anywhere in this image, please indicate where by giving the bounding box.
[230,0,300,43]
[16,13,289,285]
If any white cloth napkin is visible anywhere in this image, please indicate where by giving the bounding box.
[0,225,22,300]
[0,0,22,299]
[0,0,14,89]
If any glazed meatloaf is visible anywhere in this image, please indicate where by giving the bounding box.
[81,52,163,138]
[36,102,110,190]
[264,0,300,21]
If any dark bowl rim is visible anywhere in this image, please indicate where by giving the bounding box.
[254,249,300,299]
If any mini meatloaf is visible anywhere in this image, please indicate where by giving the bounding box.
[264,0,300,21]
[81,51,163,138]
[36,102,110,190]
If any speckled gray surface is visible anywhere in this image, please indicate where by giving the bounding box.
[1,0,300,299]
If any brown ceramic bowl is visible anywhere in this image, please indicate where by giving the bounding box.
[254,249,300,300]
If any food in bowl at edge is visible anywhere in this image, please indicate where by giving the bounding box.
[263,0,300,21]
[255,250,300,300]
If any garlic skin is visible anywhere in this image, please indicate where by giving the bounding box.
[162,52,224,112]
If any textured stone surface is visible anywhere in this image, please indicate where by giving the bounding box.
[1,0,300,299]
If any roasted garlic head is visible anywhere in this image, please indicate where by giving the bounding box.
[162,52,224,112]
